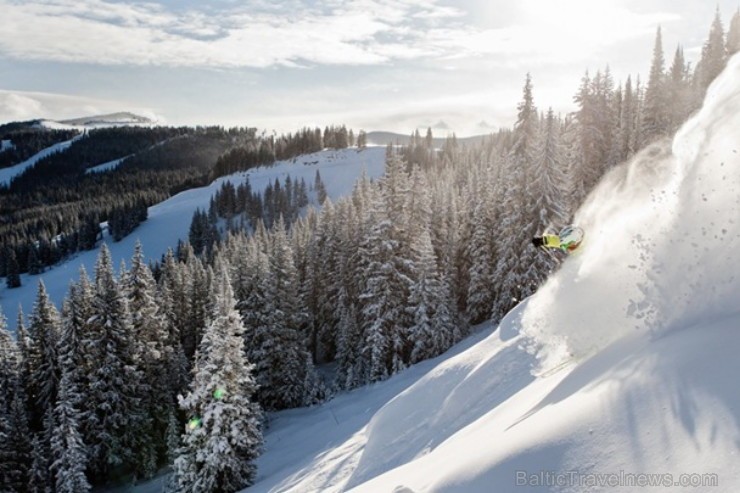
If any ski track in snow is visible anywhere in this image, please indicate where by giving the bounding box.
[0,133,83,187]
[85,155,132,174]
[0,147,386,325]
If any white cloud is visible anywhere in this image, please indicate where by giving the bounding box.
[0,89,158,123]
[0,0,677,69]
[0,93,45,122]
[0,0,470,68]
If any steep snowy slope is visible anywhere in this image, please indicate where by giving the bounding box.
[241,56,740,492]
[0,147,386,324]
[0,133,83,186]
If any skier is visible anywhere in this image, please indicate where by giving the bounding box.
[531,225,584,253]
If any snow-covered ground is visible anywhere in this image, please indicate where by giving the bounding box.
[0,139,13,152]
[85,155,132,174]
[0,133,83,187]
[227,56,740,492]
[0,147,386,324]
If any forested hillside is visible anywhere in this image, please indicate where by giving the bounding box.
[0,8,738,493]
[0,125,356,284]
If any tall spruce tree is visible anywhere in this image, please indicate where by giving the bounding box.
[727,9,740,55]
[5,250,21,289]
[492,73,540,321]
[52,292,91,493]
[124,241,171,478]
[699,7,727,91]
[28,281,61,431]
[173,269,262,493]
[642,27,669,143]
[87,245,141,479]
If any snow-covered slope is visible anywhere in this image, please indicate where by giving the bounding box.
[0,147,386,324]
[237,56,740,492]
[0,133,83,187]
[85,155,133,174]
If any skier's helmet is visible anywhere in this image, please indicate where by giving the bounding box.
[559,226,584,252]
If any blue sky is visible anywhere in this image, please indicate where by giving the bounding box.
[0,0,736,135]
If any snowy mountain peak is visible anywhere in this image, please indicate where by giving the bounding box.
[35,112,158,130]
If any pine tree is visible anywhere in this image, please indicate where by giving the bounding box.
[465,182,495,325]
[124,241,171,478]
[334,289,361,389]
[727,9,740,55]
[532,108,569,233]
[5,249,21,289]
[0,308,16,411]
[699,7,727,91]
[0,310,31,490]
[315,170,328,205]
[259,217,317,409]
[173,269,263,493]
[159,249,190,397]
[86,245,141,479]
[668,46,691,130]
[358,191,409,382]
[1,383,32,491]
[642,27,669,143]
[52,294,91,493]
[29,424,53,493]
[492,73,541,321]
[28,281,61,431]
[407,229,454,363]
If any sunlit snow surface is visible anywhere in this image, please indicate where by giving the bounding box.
[0,147,386,323]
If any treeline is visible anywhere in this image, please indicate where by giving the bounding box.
[0,127,261,284]
[188,171,319,254]
[1,124,365,285]
[0,127,78,170]
[211,125,363,178]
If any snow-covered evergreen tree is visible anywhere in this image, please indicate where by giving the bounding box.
[727,9,740,55]
[1,381,32,491]
[86,245,141,479]
[407,229,454,363]
[465,179,496,325]
[492,73,541,321]
[260,217,317,409]
[52,293,91,493]
[173,269,263,493]
[642,27,670,143]
[123,241,172,477]
[27,281,61,431]
[698,7,727,91]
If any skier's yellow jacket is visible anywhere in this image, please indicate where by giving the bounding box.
[542,234,562,249]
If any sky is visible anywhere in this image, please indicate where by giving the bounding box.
[0,0,736,136]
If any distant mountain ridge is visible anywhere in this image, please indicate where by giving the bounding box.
[366,131,491,148]
[58,111,156,127]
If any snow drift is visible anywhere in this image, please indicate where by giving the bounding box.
[521,53,740,370]
[239,55,740,493]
